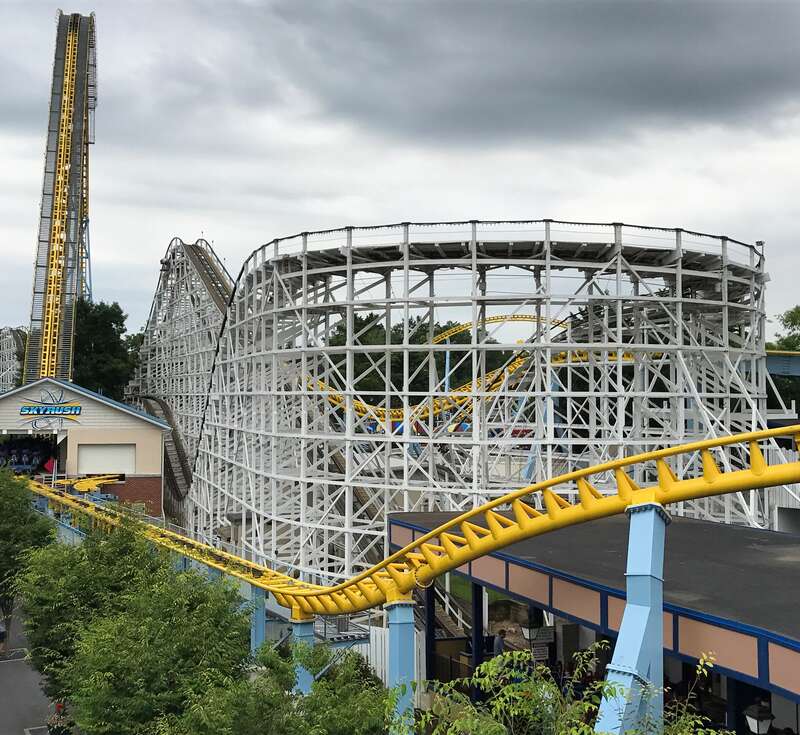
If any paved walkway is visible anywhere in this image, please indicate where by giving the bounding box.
[0,609,50,735]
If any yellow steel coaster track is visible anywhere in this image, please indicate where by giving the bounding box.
[40,16,79,378]
[28,425,800,621]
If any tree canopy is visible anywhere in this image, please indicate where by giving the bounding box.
[65,566,250,735]
[72,299,142,400]
[0,470,52,646]
[156,646,390,735]
[328,313,512,405]
[16,522,390,735]
[15,523,167,697]
[767,305,800,416]
[769,306,800,352]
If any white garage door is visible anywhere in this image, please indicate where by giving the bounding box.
[77,444,136,474]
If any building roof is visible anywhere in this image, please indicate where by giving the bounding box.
[392,511,800,642]
[389,511,800,701]
[0,378,170,430]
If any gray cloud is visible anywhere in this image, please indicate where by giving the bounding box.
[0,0,798,333]
[4,1,800,150]
[255,0,800,144]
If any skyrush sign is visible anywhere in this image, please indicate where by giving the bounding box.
[20,404,82,416]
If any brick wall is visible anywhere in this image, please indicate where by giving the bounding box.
[113,475,163,516]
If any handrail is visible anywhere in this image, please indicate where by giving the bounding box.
[28,424,800,622]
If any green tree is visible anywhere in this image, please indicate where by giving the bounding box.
[155,671,303,735]
[0,470,52,650]
[124,329,145,371]
[767,306,800,416]
[328,314,512,406]
[72,299,139,400]
[65,566,250,735]
[769,306,800,352]
[156,645,391,735]
[302,649,389,735]
[15,524,166,696]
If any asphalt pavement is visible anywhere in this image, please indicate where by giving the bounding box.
[0,608,50,735]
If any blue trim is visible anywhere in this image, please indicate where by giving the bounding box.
[768,681,800,705]
[758,637,770,687]
[666,604,800,654]
[665,648,769,694]
[672,613,679,654]
[600,591,608,632]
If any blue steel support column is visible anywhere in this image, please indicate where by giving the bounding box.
[424,585,436,681]
[471,582,485,671]
[595,502,669,734]
[386,597,416,724]
[250,586,266,655]
[292,618,316,695]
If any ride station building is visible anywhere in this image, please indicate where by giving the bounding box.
[0,377,168,516]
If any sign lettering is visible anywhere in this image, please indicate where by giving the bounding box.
[20,405,82,416]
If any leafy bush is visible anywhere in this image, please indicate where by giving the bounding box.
[155,644,391,735]
[417,644,730,735]
[0,469,52,641]
[15,523,165,697]
[302,648,389,735]
[65,565,250,735]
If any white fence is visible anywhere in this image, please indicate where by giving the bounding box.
[353,626,427,707]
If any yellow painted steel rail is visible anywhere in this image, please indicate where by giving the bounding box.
[28,424,800,621]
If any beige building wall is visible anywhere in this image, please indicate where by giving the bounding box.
[0,379,166,478]
[66,427,164,476]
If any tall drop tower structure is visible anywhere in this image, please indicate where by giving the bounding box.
[24,11,97,382]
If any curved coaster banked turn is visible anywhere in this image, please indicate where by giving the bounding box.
[27,423,800,731]
[29,424,800,617]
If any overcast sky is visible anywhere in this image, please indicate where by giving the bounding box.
[1,0,798,334]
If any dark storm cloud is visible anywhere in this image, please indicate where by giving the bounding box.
[255,0,800,144]
[3,0,800,151]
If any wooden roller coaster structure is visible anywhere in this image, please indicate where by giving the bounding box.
[311,314,656,422]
